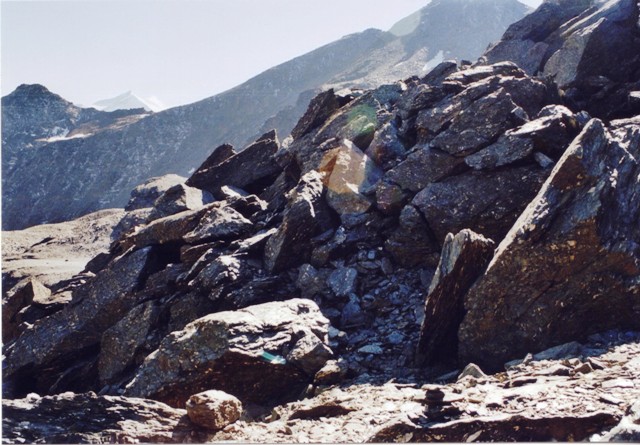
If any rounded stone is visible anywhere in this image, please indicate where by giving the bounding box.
[185,390,243,430]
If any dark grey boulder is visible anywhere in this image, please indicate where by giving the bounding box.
[147,183,212,221]
[186,130,282,198]
[291,89,341,141]
[386,146,464,192]
[412,166,546,244]
[124,206,211,251]
[385,204,440,267]
[264,171,331,273]
[124,298,332,407]
[183,205,253,245]
[430,88,520,156]
[98,301,162,385]
[459,119,640,372]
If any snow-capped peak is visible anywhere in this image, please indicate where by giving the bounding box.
[92,91,161,112]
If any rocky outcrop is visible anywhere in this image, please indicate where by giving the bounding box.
[2,392,206,443]
[485,0,640,119]
[3,1,640,441]
[124,299,332,407]
[458,119,640,371]
[4,247,156,392]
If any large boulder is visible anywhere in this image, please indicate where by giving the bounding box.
[98,301,162,385]
[186,130,282,198]
[185,390,243,431]
[459,119,640,371]
[124,299,332,407]
[147,183,212,221]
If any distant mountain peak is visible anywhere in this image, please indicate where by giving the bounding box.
[92,91,159,112]
[4,84,71,106]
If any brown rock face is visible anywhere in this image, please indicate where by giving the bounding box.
[459,119,640,371]
[415,230,495,366]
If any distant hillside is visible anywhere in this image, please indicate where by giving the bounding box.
[1,0,529,230]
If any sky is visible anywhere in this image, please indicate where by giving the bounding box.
[2,0,543,110]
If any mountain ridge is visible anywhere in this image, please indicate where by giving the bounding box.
[2,0,530,230]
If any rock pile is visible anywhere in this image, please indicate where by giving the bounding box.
[2,0,639,441]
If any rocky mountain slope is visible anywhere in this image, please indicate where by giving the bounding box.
[1,0,529,230]
[2,0,639,442]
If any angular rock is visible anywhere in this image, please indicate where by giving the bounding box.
[506,105,580,159]
[459,120,640,372]
[430,88,520,156]
[2,278,51,343]
[186,390,243,431]
[190,143,236,175]
[412,166,546,244]
[533,341,583,362]
[385,204,439,267]
[148,183,212,221]
[126,205,211,250]
[4,247,154,389]
[188,254,249,297]
[375,179,410,215]
[186,130,282,198]
[264,171,331,273]
[110,207,152,243]
[313,86,401,150]
[286,329,335,376]
[365,121,407,170]
[125,174,186,211]
[319,139,383,217]
[542,0,639,89]
[444,61,525,85]
[2,392,202,443]
[291,89,341,141]
[416,230,495,366]
[484,0,594,75]
[386,146,464,192]
[98,301,161,385]
[327,267,358,298]
[464,134,534,170]
[124,299,331,407]
[183,205,253,245]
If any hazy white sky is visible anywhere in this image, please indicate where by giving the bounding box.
[1,0,542,109]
